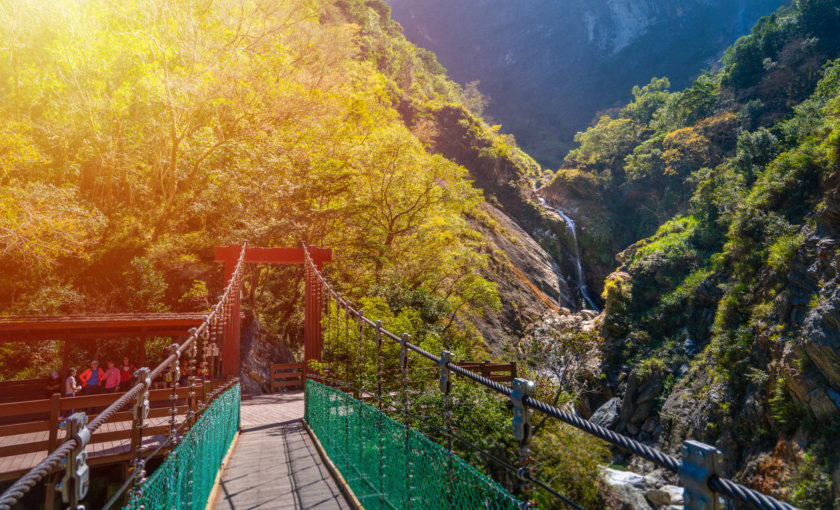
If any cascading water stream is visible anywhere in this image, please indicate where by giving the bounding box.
[553,208,600,312]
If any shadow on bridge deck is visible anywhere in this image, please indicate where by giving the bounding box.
[211,392,353,510]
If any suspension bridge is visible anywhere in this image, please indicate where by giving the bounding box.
[0,243,801,510]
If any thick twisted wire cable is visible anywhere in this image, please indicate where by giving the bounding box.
[710,476,798,510]
[521,396,680,472]
[300,245,799,510]
[102,377,240,510]
[0,440,75,510]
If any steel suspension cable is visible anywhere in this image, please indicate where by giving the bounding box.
[399,402,584,510]
[300,244,799,510]
[101,378,240,510]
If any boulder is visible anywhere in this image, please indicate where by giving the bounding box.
[645,489,671,507]
[806,388,839,418]
[617,371,663,433]
[602,467,651,509]
[580,309,599,320]
[642,417,658,434]
[631,402,655,424]
[643,471,667,489]
[662,485,684,505]
[602,467,646,488]
[591,397,621,429]
[609,484,652,509]
[800,287,840,413]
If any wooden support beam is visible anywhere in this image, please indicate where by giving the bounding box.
[0,314,207,343]
[214,246,332,266]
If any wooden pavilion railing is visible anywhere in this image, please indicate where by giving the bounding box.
[0,383,208,475]
[0,379,52,404]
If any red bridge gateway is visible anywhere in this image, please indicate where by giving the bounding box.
[214,244,332,379]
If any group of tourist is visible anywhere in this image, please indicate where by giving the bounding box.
[48,357,137,398]
[46,357,200,399]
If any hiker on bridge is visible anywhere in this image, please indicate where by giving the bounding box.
[79,360,104,395]
[64,368,80,397]
[119,356,136,392]
[104,361,121,393]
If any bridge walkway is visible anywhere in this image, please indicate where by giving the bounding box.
[211,391,353,510]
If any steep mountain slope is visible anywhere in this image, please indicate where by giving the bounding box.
[387,0,787,168]
[538,1,840,505]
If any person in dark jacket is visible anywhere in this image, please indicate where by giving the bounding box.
[45,371,61,397]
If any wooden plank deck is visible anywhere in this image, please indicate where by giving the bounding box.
[212,391,353,510]
[0,415,176,479]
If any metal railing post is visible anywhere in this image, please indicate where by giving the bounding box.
[511,378,536,506]
[375,320,385,508]
[167,344,181,440]
[375,321,383,411]
[400,333,413,509]
[344,303,350,391]
[128,367,151,504]
[356,309,364,399]
[324,282,331,385]
[680,440,723,510]
[439,350,454,509]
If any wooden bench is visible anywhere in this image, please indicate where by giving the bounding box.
[270,363,304,391]
[456,361,517,383]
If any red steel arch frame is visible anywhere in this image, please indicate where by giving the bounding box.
[215,244,332,379]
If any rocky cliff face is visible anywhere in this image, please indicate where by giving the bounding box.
[399,102,583,346]
[387,0,786,167]
[470,203,574,351]
[589,155,840,505]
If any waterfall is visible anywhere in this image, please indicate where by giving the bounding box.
[554,208,600,312]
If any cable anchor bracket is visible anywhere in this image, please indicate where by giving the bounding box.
[59,412,91,507]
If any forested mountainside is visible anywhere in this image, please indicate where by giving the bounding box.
[387,0,786,168]
[4,0,840,507]
[0,1,611,506]
[0,0,575,377]
[538,0,840,506]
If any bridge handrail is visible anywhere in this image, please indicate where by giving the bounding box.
[303,245,798,510]
[0,243,248,510]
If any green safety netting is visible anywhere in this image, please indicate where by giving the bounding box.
[124,383,240,510]
[304,380,523,510]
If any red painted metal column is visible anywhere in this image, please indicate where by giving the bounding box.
[304,261,324,367]
[221,244,242,379]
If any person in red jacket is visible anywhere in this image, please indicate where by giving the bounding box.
[119,356,136,392]
[79,360,104,395]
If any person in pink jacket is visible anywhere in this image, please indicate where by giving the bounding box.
[103,361,121,393]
